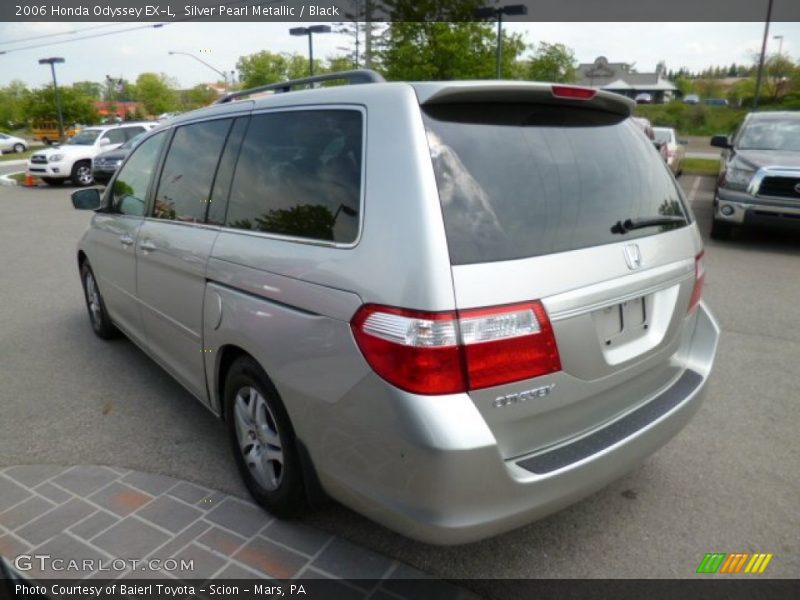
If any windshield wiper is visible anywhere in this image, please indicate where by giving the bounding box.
[611,216,686,235]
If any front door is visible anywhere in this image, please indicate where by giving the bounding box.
[89,131,167,346]
[135,118,233,400]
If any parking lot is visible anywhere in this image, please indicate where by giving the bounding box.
[0,175,798,579]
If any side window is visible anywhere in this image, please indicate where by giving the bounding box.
[101,128,128,146]
[112,131,167,216]
[153,119,232,223]
[225,110,363,243]
[207,117,249,226]
[122,126,145,141]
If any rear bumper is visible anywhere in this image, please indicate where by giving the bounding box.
[318,303,719,545]
[715,186,800,227]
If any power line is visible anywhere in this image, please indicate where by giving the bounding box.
[0,1,291,57]
[0,23,127,47]
[0,23,168,55]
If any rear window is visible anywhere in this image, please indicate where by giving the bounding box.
[423,103,689,265]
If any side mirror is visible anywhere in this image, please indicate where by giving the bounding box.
[710,135,730,149]
[71,188,102,210]
[98,138,110,146]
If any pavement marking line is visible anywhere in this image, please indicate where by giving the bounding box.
[689,176,702,204]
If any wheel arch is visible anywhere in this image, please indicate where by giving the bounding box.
[213,343,327,505]
[215,343,250,422]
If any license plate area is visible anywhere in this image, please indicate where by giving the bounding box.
[593,296,649,347]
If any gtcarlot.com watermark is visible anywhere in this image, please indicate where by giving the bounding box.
[13,554,194,574]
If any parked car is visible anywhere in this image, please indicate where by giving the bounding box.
[0,132,27,154]
[710,111,800,240]
[70,72,719,545]
[635,92,653,104]
[683,94,700,105]
[632,116,669,162]
[654,127,687,176]
[704,98,729,107]
[92,131,147,184]
[27,122,156,186]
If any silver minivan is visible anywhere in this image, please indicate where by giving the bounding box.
[71,71,719,545]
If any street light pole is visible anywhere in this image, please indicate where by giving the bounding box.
[474,4,528,79]
[168,51,229,91]
[290,25,332,77]
[773,34,784,56]
[38,57,65,143]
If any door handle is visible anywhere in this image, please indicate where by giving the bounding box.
[119,234,134,246]
[139,240,157,252]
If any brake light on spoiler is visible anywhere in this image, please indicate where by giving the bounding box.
[351,302,561,395]
[551,85,597,100]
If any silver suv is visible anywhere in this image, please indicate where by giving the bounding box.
[71,71,719,544]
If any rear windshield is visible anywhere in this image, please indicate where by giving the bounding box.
[654,129,672,145]
[423,103,689,265]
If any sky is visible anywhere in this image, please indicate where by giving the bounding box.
[0,21,798,88]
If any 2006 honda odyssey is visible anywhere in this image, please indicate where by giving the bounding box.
[71,71,719,544]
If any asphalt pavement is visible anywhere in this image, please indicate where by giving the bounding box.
[0,178,797,579]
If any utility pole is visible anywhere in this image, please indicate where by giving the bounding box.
[753,0,774,109]
[364,0,373,69]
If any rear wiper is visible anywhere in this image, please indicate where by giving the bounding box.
[611,216,686,234]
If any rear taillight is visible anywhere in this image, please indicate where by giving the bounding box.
[351,301,561,395]
[688,251,705,313]
[551,85,597,100]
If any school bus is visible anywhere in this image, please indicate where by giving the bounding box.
[31,121,80,145]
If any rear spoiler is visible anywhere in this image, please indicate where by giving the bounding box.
[412,82,634,118]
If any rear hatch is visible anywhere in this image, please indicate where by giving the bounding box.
[417,84,704,460]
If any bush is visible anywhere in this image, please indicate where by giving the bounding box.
[634,102,748,135]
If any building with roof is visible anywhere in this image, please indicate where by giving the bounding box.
[93,101,146,119]
[576,57,678,103]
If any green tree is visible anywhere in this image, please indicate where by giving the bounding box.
[0,80,29,129]
[694,78,724,99]
[24,86,99,125]
[326,55,358,74]
[180,84,218,110]
[763,54,798,103]
[379,21,526,81]
[521,42,577,83]
[72,81,103,100]
[727,78,756,106]
[673,74,695,97]
[236,51,309,88]
[133,73,177,115]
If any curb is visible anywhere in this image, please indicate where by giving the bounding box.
[0,171,23,186]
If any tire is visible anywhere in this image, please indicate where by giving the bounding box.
[224,356,305,518]
[710,218,733,240]
[42,178,64,186]
[13,143,25,153]
[71,161,94,186]
[42,138,51,146]
[80,262,117,339]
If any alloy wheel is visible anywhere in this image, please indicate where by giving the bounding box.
[233,386,284,491]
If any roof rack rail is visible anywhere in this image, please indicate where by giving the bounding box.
[216,69,386,104]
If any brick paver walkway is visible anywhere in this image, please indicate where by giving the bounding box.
[0,465,475,598]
